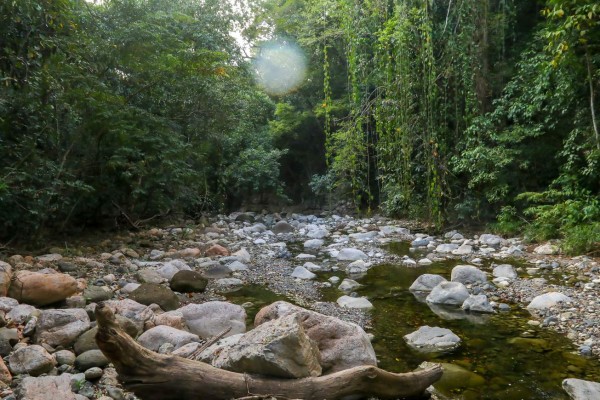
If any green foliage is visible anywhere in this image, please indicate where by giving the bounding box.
[518,190,600,254]
[0,0,284,239]
[223,145,287,199]
[492,206,523,237]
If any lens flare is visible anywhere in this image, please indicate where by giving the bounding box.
[252,40,307,96]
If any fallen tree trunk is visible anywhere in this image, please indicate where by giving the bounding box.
[95,302,442,400]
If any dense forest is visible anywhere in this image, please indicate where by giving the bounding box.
[1,0,598,254]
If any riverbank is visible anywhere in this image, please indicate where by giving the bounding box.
[0,211,598,399]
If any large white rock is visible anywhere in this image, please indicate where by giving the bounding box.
[337,295,373,309]
[527,292,571,311]
[426,282,470,305]
[349,232,379,242]
[452,244,473,255]
[306,227,329,239]
[34,309,90,348]
[137,325,200,352]
[213,313,321,378]
[291,266,317,280]
[178,302,246,339]
[493,264,517,279]
[255,301,376,373]
[303,262,323,272]
[227,261,249,272]
[232,248,251,263]
[450,265,487,284]
[338,279,361,292]
[303,239,324,249]
[478,234,507,248]
[156,260,192,280]
[336,248,368,261]
[461,295,495,313]
[435,244,459,253]
[346,259,369,274]
[562,378,600,400]
[409,274,447,292]
[403,326,461,354]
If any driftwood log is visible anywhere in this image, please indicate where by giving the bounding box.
[95,302,442,400]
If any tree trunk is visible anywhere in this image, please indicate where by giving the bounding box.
[95,303,442,400]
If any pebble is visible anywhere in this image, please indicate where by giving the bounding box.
[84,367,103,380]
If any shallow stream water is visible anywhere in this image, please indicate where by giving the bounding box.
[226,242,600,399]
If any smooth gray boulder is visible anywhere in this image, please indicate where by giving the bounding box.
[303,239,324,249]
[291,266,316,280]
[306,227,329,239]
[156,260,192,280]
[411,238,430,247]
[461,295,495,313]
[272,221,294,234]
[34,309,90,348]
[349,232,379,242]
[452,244,473,255]
[435,243,459,253]
[426,282,470,305]
[346,260,369,274]
[136,268,165,284]
[74,349,109,370]
[336,296,373,309]
[213,313,321,378]
[562,378,600,400]
[169,270,208,293]
[493,264,518,280]
[409,274,447,292]
[137,325,200,352]
[527,292,571,312]
[227,261,249,272]
[255,301,376,373]
[128,283,180,311]
[232,248,251,263]
[178,302,246,339]
[8,345,56,376]
[54,350,76,366]
[16,374,79,400]
[215,278,244,287]
[338,279,361,292]
[404,326,461,354]
[0,297,19,313]
[451,265,487,284]
[336,248,368,261]
[479,233,507,248]
[303,262,323,272]
[6,304,37,325]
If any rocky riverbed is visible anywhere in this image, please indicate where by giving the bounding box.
[0,212,598,399]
